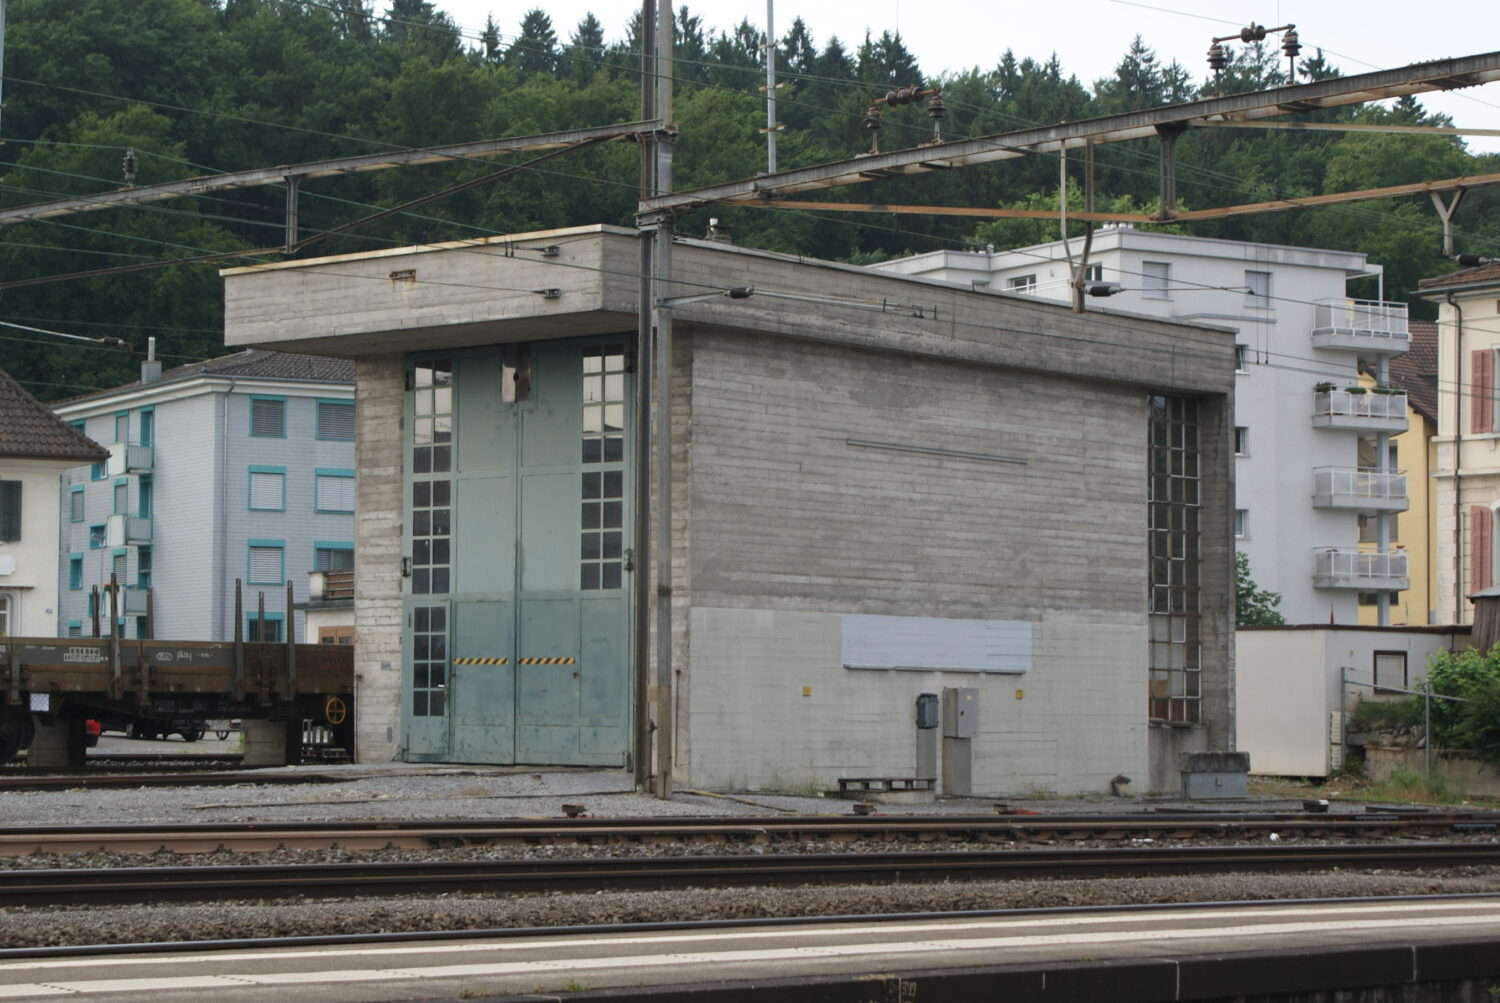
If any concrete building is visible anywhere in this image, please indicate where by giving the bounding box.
[0,371,109,637]
[872,228,1412,626]
[221,224,1237,795]
[50,350,355,642]
[1422,261,1500,624]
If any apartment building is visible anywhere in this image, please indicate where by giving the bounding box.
[51,349,355,642]
[873,228,1411,625]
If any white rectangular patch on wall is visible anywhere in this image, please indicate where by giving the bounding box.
[841,614,1031,673]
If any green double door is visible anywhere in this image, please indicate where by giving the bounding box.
[403,338,632,766]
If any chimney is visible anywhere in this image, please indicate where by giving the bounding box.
[140,336,162,383]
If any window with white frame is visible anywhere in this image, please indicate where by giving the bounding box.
[1234,509,1248,538]
[315,471,355,513]
[1085,263,1103,283]
[1234,427,1249,455]
[1142,261,1171,299]
[316,400,354,441]
[114,413,129,444]
[248,542,284,585]
[250,396,286,437]
[0,594,10,637]
[248,467,285,510]
[1244,270,1271,308]
[1007,274,1037,293]
[1235,345,1249,372]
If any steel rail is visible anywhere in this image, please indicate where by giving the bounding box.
[2,812,1496,855]
[5,843,1500,907]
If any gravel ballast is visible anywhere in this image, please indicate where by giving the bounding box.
[4,759,1498,950]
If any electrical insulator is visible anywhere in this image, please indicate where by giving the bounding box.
[927,93,945,121]
[865,104,882,131]
[122,148,138,185]
[1239,23,1267,43]
[883,86,923,107]
[1207,42,1226,73]
[1282,27,1301,59]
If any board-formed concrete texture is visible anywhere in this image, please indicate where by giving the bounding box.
[222,224,1237,794]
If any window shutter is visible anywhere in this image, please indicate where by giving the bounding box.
[249,545,282,584]
[0,481,20,542]
[316,475,355,512]
[1473,350,1494,434]
[249,472,283,509]
[1472,506,1493,592]
[251,398,285,436]
[318,401,354,440]
[112,553,127,584]
[70,491,84,522]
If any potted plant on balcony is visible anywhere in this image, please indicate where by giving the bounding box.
[1344,385,1367,394]
[1314,381,1336,393]
[1370,384,1399,395]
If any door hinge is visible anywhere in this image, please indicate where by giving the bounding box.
[623,548,635,572]
[401,557,411,577]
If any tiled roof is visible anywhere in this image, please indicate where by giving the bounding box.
[0,370,110,461]
[1418,262,1500,291]
[1388,320,1438,424]
[54,349,354,406]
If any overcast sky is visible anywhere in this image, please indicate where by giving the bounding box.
[431,0,1500,153]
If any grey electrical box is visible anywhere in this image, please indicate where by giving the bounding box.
[943,687,978,738]
[915,693,940,729]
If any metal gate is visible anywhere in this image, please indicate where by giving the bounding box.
[402,338,632,765]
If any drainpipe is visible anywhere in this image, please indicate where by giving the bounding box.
[1450,292,1465,624]
[219,378,237,640]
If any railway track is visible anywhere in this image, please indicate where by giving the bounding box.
[1,811,1496,855]
[5,842,1500,907]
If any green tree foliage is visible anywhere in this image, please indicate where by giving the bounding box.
[1235,552,1285,626]
[0,0,1492,400]
[1414,646,1500,763]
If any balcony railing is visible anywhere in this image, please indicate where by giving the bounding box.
[1312,548,1409,591]
[1312,467,1408,513]
[120,586,150,615]
[1312,389,1409,433]
[105,443,153,476]
[309,568,354,602]
[105,513,152,547]
[1311,299,1410,355]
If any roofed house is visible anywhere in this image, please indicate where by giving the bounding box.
[1419,263,1500,624]
[0,370,108,637]
[49,349,355,642]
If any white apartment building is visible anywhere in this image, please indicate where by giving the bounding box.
[873,227,1411,625]
[51,349,355,643]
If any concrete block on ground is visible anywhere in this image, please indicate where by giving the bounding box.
[27,718,86,768]
[242,719,293,766]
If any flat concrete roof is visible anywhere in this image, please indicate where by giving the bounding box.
[223,225,1238,396]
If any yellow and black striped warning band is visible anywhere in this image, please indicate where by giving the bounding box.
[518,657,576,665]
[452,657,508,665]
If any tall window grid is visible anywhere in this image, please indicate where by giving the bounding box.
[580,345,626,591]
[1148,394,1202,725]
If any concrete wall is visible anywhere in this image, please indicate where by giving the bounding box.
[676,328,1214,795]
[352,354,404,762]
[0,458,73,636]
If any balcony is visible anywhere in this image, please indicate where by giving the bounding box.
[105,513,152,547]
[1312,548,1409,591]
[120,586,150,615]
[105,443,153,475]
[1312,467,1408,513]
[308,568,354,603]
[1312,389,1408,433]
[1310,299,1410,355]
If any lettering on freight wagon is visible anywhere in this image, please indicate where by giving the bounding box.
[62,647,107,664]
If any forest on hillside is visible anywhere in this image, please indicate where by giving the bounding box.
[1,0,1496,400]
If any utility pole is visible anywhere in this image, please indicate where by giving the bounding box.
[636,0,676,799]
[764,0,776,173]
